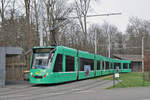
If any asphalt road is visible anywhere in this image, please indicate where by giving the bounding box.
[0,79,150,100]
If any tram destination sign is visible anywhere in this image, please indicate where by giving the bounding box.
[33,48,50,53]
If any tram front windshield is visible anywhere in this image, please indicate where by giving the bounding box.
[32,53,49,69]
[32,48,55,69]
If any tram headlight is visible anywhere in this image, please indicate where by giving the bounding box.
[30,72,34,77]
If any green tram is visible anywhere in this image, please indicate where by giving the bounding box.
[29,46,131,84]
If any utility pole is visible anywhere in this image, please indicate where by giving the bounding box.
[108,34,111,58]
[39,0,44,46]
[95,29,97,54]
[142,36,144,72]
[40,28,43,46]
[142,36,145,86]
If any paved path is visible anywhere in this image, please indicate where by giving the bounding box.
[0,79,150,100]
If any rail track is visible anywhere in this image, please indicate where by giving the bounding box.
[0,79,112,100]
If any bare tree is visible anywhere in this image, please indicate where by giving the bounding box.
[74,0,91,42]
[42,0,73,45]
[101,22,121,57]
[0,0,10,23]
[30,0,41,46]
[87,22,124,56]
[24,0,34,50]
[126,17,150,54]
[0,0,11,46]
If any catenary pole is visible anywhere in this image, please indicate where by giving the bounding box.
[142,36,144,72]
[142,36,144,86]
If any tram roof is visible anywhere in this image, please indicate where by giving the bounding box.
[112,59,131,63]
[32,46,131,64]
[32,46,56,49]
[78,50,95,59]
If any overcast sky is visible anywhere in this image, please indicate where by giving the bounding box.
[85,0,150,33]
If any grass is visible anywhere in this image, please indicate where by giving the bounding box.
[104,72,150,89]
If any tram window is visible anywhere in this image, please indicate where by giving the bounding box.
[106,61,109,69]
[66,56,75,72]
[53,54,63,72]
[97,61,101,70]
[102,61,105,70]
[123,63,128,69]
[114,63,121,70]
[80,58,94,71]
[110,63,113,69]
